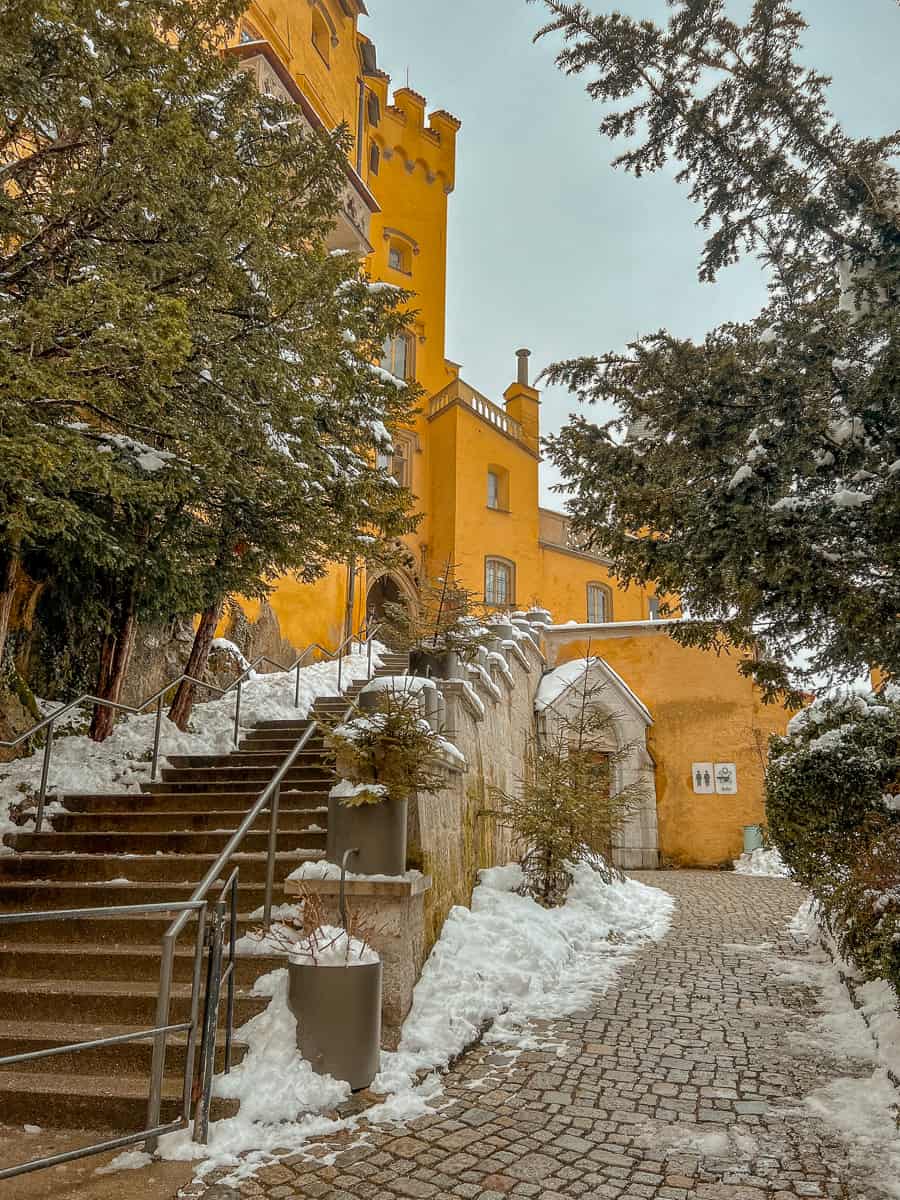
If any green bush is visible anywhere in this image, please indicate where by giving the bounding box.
[766,688,900,997]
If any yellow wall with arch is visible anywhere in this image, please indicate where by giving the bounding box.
[550,631,791,867]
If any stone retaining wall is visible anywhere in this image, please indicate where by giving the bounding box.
[407,633,544,949]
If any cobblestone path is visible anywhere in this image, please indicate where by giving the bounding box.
[203,871,896,1200]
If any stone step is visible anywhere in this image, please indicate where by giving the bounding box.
[0,911,264,947]
[0,1070,238,1130]
[144,778,331,795]
[251,719,332,731]
[166,750,333,770]
[238,737,325,754]
[0,877,278,912]
[159,765,333,784]
[0,943,285,986]
[0,977,268,1026]
[48,807,327,834]
[55,790,330,813]
[6,827,325,857]
[0,849,321,884]
[0,1021,247,1078]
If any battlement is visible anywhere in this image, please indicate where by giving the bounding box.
[366,74,461,193]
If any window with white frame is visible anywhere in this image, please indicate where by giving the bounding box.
[587,583,611,624]
[485,558,514,607]
[380,332,414,382]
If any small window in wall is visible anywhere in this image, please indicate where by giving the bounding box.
[587,582,612,624]
[485,557,515,607]
[240,21,262,43]
[311,7,331,65]
[648,595,660,621]
[486,465,509,511]
[380,332,415,382]
[376,433,412,488]
[369,141,380,177]
[387,241,411,274]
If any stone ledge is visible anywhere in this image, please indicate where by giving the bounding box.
[285,874,433,900]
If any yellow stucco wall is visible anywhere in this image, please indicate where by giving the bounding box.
[222,4,792,869]
[553,633,791,866]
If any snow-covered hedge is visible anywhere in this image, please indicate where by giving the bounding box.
[767,687,900,997]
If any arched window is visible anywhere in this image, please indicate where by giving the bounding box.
[485,557,515,607]
[311,7,331,64]
[587,582,612,624]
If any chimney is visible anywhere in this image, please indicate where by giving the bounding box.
[504,346,541,455]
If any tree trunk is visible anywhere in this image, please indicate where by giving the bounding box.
[168,600,223,731]
[89,591,138,742]
[0,553,19,669]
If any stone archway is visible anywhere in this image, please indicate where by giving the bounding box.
[537,658,660,869]
[365,569,418,639]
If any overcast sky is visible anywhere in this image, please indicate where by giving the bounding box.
[361,1,898,507]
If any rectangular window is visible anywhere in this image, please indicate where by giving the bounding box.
[485,559,513,606]
[487,470,500,510]
[648,595,660,621]
[587,584,609,624]
[380,333,413,381]
[388,246,404,272]
[369,142,380,177]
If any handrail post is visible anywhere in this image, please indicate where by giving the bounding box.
[225,875,238,1075]
[367,633,373,681]
[150,696,164,782]
[233,679,242,747]
[194,903,225,1146]
[339,848,359,931]
[263,784,280,931]
[145,928,177,1152]
[294,660,302,708]
[337,648,343,695]
[35,720,55,835]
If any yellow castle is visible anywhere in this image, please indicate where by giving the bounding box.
[228,0,791,868]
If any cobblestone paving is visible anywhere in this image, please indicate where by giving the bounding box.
[206,871,896,1200]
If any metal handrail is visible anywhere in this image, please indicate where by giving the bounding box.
[0,623,382,1172]
[144,623,382,1149]
[0,623,379,833]
[0,899,206,1182]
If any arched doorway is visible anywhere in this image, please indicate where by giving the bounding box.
[366,573,405,625]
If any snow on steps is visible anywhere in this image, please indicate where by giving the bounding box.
[0,645,408,1134]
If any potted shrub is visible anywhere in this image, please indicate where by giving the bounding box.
[261,891,382,1091]
[323,686,449,875]
[384,560,492,679]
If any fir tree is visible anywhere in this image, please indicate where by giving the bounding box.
[489,659,645,906]
[0,0,417,735]
[533,0,900,697]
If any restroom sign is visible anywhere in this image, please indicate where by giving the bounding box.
[693,762,738,795]
[692,763,714,794]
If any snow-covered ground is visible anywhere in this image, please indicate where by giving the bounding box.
[0,646,381,847]
[781,901,900,1195]
[733,846,791,877]
[149,863,674,1184]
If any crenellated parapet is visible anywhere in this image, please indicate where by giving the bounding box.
[366,77,461,194]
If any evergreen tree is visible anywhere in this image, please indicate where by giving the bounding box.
[489,659,645,906]
[0,0,416,736]
[533,0,900,697]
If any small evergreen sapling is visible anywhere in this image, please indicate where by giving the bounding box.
[489,662,646,907]
[324,687,449,808]
[384,559,492,671]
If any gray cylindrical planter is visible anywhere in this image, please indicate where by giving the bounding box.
[327,793,408,876]
[288,958,382,1091]
[489,619,514,640]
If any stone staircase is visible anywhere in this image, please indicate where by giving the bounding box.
[0,649,409,1133]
